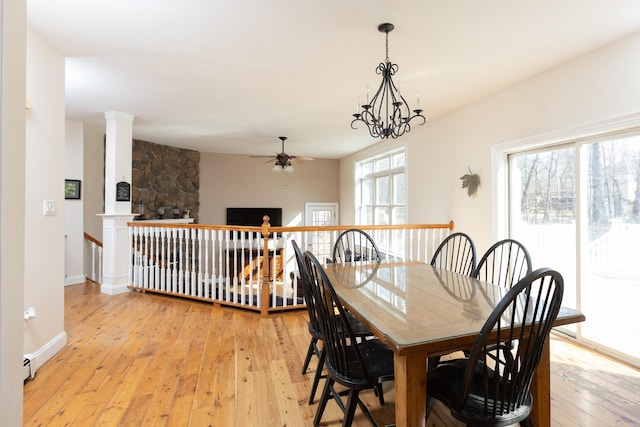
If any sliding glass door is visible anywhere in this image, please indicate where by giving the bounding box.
[509,132,640,364]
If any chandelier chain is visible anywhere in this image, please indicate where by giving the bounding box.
[385,31,389,63]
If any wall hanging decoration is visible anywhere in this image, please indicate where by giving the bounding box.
[65,179,81,200]
[116,180,131,201]
[460,168,480,197]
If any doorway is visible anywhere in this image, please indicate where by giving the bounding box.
[508,132,640,366]
[304,202,338,261]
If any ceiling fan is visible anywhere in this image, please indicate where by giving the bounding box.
[250,136,314,172]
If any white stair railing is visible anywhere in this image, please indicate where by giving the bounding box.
[128,220,455,314]
[83,233,103,284]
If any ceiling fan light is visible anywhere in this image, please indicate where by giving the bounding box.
[284,163,295,173]
[272,163,282,172]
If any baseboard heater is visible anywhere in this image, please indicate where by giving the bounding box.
[23,357,34,382]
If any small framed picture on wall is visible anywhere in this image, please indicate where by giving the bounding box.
[65,179,81,200]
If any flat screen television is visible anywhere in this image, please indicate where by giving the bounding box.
[226,207,282,227]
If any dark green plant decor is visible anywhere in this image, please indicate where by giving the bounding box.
[460,168,480,197]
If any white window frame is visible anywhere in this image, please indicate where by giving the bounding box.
[355,147,406,226]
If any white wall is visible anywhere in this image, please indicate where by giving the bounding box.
[0,0,27,424]
[200,153,339,226]
[23,27,67,371]
[341,31,640,255]
[83,122,105,241]
[65,120,84,285]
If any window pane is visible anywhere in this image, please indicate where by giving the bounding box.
[375,157,390,172]
[375,207,389,225]
[360,206,373,225]
[510,146,576,311]
[376,176,389,204]
[582,135,640,358]
[392,207,405,224]
[362,178,373,205]
[361,161,373,176]
[393,173,405,205]
[392,152,405,168]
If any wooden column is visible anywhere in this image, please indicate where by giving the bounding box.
[260,216,271,316]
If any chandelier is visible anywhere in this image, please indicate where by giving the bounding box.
[351,23,426,139]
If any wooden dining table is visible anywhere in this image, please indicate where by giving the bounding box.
[323,260,585,427]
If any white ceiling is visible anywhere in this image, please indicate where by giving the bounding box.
[27,0,640,159]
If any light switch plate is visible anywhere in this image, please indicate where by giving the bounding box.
[44,200,56,216]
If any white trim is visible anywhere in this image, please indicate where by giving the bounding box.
[350,139,405,163]
[28,331,67,374]
[493,111,640,155]
[64,274,85,286]
[100,281,130,295]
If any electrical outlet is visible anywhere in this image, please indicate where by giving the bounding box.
[44,200,56,216]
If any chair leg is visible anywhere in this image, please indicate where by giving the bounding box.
[309,347,326,404]
[343,390,365,427]
[375,382,384,405]
[313,377,334,426]
[302,336,319,374]
[355,393,378,427]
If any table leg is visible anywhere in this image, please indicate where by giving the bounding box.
[530,338,551,427]
[394,352,426,427]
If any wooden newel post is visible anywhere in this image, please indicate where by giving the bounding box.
[260,215,271,316]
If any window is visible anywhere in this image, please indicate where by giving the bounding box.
[507,129,640,366]
[355,148,406,255]
[356,148,406,226]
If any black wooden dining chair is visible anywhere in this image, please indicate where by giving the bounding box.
[426,268,564,427]
[465,238,534,365]
[332,228,381,264]
[292,240,374,405]
[304,250,395,427]
[473,238,532,289]
[430,232,477,276]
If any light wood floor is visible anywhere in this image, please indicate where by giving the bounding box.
[24,282,640,426]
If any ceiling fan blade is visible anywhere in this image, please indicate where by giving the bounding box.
[290,156,315,163]
[249,155,276,158]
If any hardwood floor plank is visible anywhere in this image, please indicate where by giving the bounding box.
[23,283,640,427]
[68,401,110,427]
[94,356,153,426]
[117,393,155,426]
[165,374,198,426]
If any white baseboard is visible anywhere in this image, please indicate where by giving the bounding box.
[29,331,68,373]
[65,275,86,286]
[100,283,131,295]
